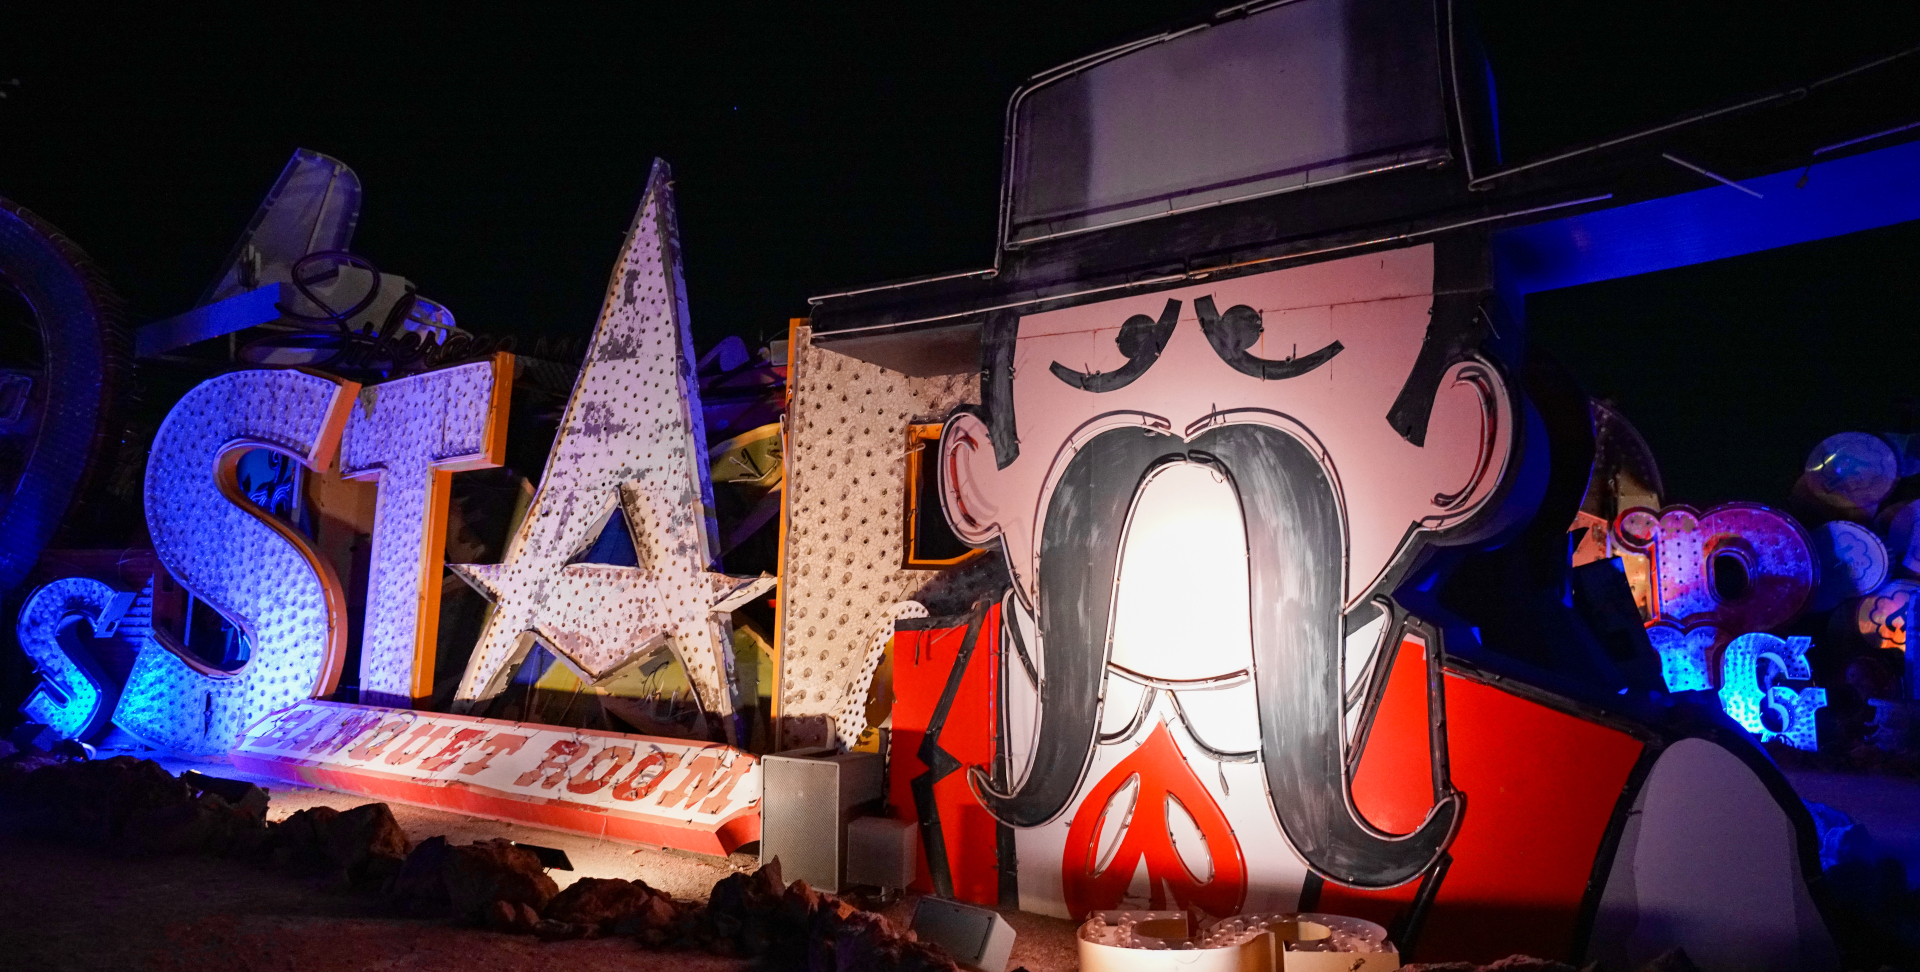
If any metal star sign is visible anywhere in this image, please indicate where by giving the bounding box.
[449,160,768,741]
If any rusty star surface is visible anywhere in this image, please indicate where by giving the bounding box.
[449,160,767,738]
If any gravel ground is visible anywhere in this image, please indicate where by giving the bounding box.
[0,750,1083,971]
[13,752,1888,972]
[0,827,754,972]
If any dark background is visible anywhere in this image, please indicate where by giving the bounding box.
[1,1,1918,507]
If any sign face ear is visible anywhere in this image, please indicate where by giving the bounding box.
[340,353,512,706]
[114,369,357,755]
[937,411,1005,548]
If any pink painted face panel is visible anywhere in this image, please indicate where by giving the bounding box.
[943,244,1514,611]
[932,243,1521,899]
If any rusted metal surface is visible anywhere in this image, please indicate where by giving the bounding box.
[777,325,1007,749]
[448,161,756,737]
[340,354,511,703]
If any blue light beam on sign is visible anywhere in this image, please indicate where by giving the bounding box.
[1718,632,1826,752]
[1493,138,1920,310]
[16,577,133,741]
[113,369,358,755]
[1645,622,1716,693]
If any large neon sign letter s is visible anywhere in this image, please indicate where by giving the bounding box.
[114,369,359,755]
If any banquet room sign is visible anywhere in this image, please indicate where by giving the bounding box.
[231,700,760,856]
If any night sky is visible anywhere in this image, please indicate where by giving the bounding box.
[2,1,1917,505]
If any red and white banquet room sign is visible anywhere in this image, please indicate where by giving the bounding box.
[231,700,760,856]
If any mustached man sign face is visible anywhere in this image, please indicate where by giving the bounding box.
[936,244,1516,918]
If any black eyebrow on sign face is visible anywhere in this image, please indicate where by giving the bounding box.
[1194,295,1343,381]
[1049,298,1181,393]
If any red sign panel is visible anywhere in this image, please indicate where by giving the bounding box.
[231,700,760,856]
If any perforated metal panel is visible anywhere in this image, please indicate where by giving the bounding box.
[760,749,883,891]
[776,326,1008,748]
[911,896,1015,972]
